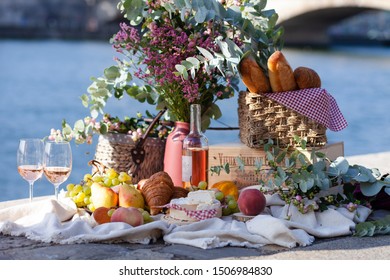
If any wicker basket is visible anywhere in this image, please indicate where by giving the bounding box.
[94,133,165,183]
[238,91,327,148]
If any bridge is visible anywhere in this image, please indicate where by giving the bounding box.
[265,0,390,46]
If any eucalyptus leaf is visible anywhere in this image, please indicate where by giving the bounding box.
[194,6,207,23]
[266,151,274,162]
[62,123,72,136]
[354,166,377,183]
[254,158,263,171]
[186,57,200,67]
[274,176,283,187]
[235,157,245,172]
[74,120,85,132]
[359,181,385,197]
[175,64,187,73]
[104,66,121,80]
[328,157,350,176]
[99,123,108,135]
[80,94,89,108]
[197,47,214,60]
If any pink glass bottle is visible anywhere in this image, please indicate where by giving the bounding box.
[163,121,190,187]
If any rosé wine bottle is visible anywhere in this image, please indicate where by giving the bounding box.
[182,104,209,188]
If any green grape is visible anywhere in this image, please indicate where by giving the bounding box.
[142,210,152,223]
[215,191,224,202]
[83,173,92,183]
[77,200,87,207]
[232,206,240,213]
[198,181,208,190]
[92,175,103,182]
[83,196,90,205]
[118,172,132,183]
[83,185,91,195]
[111,178,120,186]
[75,192,86,203]
[106,168,118,180]
[107,208,115,217]
[225,195,235,202]
[222,207,232,216]
[227,199,238,210]
[69,189,78,197]
[73,184,83,193]
[103,178,112,187]
[87,203,95,212]
[66,183,75,192]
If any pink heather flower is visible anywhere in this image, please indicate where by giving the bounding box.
[295,195,302,201]
[346,202,357,212]
[86,135,93,145]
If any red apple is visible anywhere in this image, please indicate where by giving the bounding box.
[237,188,266,216]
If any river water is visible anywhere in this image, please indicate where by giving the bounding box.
[0,39,389,202]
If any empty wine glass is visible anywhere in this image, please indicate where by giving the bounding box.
[44,140,72,200]
[17,138,44,202]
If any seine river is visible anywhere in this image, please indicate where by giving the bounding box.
[0,39,389,201]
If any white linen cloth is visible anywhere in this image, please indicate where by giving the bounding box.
[0,192,371,249]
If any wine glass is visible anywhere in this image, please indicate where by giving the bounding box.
[44,141,72,200]
[17,138,44,202]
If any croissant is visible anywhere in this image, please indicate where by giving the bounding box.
[141,171,174,215]
[171,186,189,199]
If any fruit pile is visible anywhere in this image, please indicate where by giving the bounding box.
[64,162,268,227]
[65,168,133,212]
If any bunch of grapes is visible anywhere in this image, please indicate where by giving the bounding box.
[214,191,240,216]
[65,168,132,211]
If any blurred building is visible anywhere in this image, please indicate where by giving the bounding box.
[0,0,121,40]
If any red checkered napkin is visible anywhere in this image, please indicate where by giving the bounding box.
[169,204,218,221]
[266,88,348,131]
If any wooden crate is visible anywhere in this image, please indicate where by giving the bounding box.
[208,141,344,189]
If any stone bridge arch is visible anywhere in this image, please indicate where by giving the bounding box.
[266,0,390,47]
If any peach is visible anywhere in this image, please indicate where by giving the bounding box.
[110,207,144,227]
[93,206,111,225]
[237,188,266,216]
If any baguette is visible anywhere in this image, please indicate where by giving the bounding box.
[238,55,271,93]
[267,51,297,92]
[294,66,321,89]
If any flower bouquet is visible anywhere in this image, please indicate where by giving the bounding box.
[78,0,283,129]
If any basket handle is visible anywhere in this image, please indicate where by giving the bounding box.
[129,108,167,177]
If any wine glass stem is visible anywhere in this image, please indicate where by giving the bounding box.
[54,184,60,200]
[29,181,34,202]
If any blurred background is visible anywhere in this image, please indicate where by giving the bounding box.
[0,0,389,201]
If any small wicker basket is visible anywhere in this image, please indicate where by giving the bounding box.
[93,109,168,183]
[94,134,165,183]
[238,91,327,148]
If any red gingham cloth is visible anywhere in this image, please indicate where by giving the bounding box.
[265,88,348,131]
[168,203,218,221]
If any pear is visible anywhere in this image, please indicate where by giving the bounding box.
[90,182,118,209]
[118,183,145,209]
